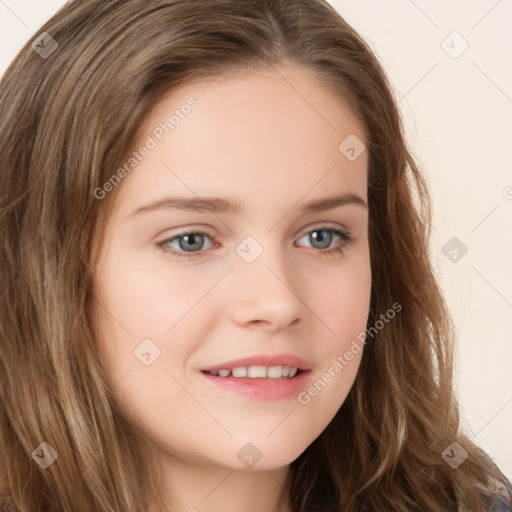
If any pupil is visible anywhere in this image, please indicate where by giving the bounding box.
[311,230,332,249]
[180,234,204,252]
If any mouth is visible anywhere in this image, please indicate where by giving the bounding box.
[202,365,305,379]
[199,355,312,400]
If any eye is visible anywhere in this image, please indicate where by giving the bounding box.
[156,230,215,258]
[156,225,355,260]
[296,225,355,256]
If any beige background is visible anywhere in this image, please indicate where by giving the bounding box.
[1,0,510,479]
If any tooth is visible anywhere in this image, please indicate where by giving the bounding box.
[232,366,248,377]
[248,365,267,378]
[267,365,283,378]
[213,365,299,379]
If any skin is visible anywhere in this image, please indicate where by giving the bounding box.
[92,62,371,512]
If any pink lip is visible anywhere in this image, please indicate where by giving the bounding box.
[200,353,313,373]
[199,369,312,400]
[199,353,313,401]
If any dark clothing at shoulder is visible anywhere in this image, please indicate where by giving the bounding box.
[488,473,512,511]
[1,476,511,511]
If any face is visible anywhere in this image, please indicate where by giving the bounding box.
[92,62,371,471]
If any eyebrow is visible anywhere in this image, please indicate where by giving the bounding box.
[127,193,367,218]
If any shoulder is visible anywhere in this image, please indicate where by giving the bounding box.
[485,473,512,511]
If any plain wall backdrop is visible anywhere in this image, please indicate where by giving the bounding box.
[1,0,511,479]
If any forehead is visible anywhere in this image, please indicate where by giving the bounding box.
[113,63,368,216]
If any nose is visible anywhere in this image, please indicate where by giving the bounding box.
[228,246,307,331]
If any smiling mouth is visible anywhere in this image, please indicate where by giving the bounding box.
[202,365,304,379]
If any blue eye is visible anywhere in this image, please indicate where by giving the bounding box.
[156,225,354,259]
[296,226,354,256]
[156,230,214,258]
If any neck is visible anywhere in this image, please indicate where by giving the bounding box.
[147,453,292,512]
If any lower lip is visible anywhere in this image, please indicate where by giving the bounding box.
[199,370,312,400]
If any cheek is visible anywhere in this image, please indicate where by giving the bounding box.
[95,253,222,338]
[296,254,370,423]
[311,253,372,348]
[91,254,221,396]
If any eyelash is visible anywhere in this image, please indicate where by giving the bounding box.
[155,225,355,260]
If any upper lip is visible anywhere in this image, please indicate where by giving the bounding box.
[201,353,313,373]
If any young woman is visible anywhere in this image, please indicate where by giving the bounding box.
[0,1,510,511]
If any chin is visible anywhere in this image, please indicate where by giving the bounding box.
[224,436,310,472]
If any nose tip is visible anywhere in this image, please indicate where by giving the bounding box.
[227,233,315,331]
[245,316,301,331]
[229,261,305,331]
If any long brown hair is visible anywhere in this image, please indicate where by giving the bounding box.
[0,1,507,511]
